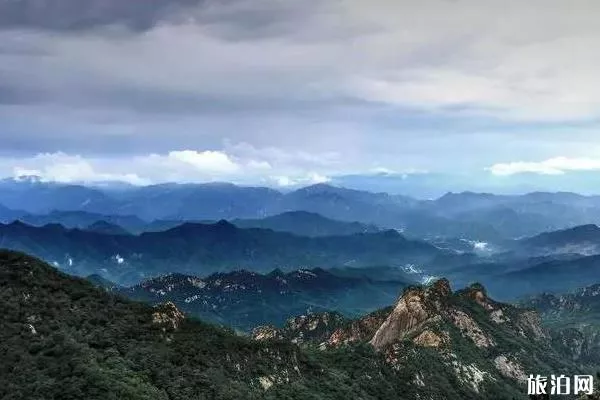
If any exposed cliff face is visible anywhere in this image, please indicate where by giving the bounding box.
[368,280,515,351]
[493,356,526,382]
[251,279,585,398]
[447,309,495,348]
[252,325,283,341]
[366,280,577,394]
[255,280,551,356]
[252,312,347,345]
[370,279,451,350]
[413,330,447,348]
[327,307,392,346]
[515,310,549,340]
[152,301,185,331]
[459,283,494,311]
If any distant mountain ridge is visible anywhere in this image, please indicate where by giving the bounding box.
[516,224,600,256]
[2,208,379,238]
[0,219,442,285]
[85,220,131,235]
[16,210,147,232]
[0,203,26,223]
[232,211,381,237]
[481,255,600,300]
[3,179,600,240]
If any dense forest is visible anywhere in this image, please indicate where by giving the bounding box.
[3,250,598,399]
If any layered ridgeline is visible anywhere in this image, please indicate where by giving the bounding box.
[5,178,600,240]
[118,268,411,331]
[11,210,381,237]
[0,220,442,285]
[7,216,600,300]
[2,250,598,399]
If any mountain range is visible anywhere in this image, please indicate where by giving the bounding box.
[514,224,600,256]
[11,209,380,238]
[6,215,600,299]
[3,250,598,399]
[0,219,442,285]
[5,178,600,240]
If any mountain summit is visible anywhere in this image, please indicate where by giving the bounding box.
[370,279,452,349]
[256,279,591,396]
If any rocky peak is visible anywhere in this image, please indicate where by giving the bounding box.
[152,302,185,331]
[252,325,283,341]
[430,278,452,298]
[459,283,494,311]
[253,312,347,345]
[370,279,451,350]
[327,307,392,346]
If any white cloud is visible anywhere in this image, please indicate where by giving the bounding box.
[273,173,330,187]
[167,150,240,173]
[1,148,333,187]
[10,153,150,185]
[488,157,600,176]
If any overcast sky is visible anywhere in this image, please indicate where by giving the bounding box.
[1,0,600,190]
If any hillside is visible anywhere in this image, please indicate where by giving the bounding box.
[2,250,597,399]
[0,250,321,399]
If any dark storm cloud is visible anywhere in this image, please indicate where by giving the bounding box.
[1,0,600,187]
[0,0,201,31]
[0,0,322,40]
[0,84,25,105]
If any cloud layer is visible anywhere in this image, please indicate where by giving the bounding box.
[489,157,600,176]
[1,0,600,187]
[0,147,336,187]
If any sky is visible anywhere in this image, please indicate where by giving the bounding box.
[1,0,600,192]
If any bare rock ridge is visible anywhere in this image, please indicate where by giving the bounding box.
[256,279,549,354]
[251,279,563,394]
[152,301,185,331]
[327,307,391,346]
[253,312,348,345]
[370,279,451,349]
